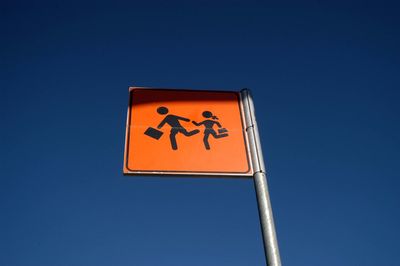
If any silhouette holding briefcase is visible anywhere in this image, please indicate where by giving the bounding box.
[143,106,200,150]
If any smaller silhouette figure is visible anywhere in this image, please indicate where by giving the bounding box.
[192,111,229,150]
[156,106,200,150]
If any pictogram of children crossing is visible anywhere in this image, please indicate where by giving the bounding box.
[144,107,229,150]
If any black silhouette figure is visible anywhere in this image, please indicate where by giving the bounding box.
[155,106,200,150]
[192,111,229,150]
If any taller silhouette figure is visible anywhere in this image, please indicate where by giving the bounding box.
[192,111,229,150]
[156,106,200,150]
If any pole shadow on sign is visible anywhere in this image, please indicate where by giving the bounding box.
[144,106,229,150]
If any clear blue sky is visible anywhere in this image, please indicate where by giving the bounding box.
[2,1,400,265]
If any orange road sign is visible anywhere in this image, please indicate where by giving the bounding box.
[123,87,253,176]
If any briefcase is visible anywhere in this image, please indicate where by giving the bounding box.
[218,128,228,134]
[144,127,164,140]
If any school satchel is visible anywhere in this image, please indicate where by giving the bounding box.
[218,128,228,134]
[144,127,163,140]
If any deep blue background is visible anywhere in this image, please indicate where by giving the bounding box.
[2,1,400,265]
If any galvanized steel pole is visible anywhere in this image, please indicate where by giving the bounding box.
[240,89,282,266]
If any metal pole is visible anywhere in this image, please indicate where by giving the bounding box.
[240,89,282,266]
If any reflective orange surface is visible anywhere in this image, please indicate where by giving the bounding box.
[124,88,252,176]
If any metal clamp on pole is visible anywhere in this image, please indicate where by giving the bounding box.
[240,89,282,266]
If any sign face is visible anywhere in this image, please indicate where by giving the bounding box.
[124,88,253,176]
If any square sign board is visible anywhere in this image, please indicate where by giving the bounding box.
[123,87,253,176]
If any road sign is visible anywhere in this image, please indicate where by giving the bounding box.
[123,87,281,265]
[123,87,253,176]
